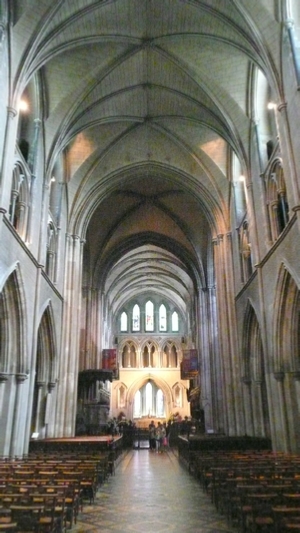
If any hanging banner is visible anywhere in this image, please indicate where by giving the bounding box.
[102,348,117,369]
[180,349,199,379]
[102,349,119,379]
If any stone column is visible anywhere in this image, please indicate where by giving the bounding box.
[199,286,215,432]
[212,236,228,433]
[0,373,9,416]
[57,233,84,436]
[33,381,45,434]
[26,118,41,245]
[273,372,290,452]
[252,380,264,437]
[275,102,299,203]
[0,107,18,211]
[241,378,254,435]
[10,373,28,458]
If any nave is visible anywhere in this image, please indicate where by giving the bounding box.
[72,450,234,533]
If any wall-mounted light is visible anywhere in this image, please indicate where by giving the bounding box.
[51,176,56,182]
[267,102,276,110]
[19,99,29,112]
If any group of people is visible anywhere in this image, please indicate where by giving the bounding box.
[148,420,169,453]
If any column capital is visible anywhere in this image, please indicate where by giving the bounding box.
[277,102,287,112]
[284,18,294,30]
[0,372,9,383]
[241,376,251,385]
[273,371,285,382]
[48,381,56,392]
[15,373,28,384]
[291,371,300,381]
[7,106,17,118]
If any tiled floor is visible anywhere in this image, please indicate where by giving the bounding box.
[73,449,236,533]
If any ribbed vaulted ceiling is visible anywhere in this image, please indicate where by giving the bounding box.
[13,0,281,316]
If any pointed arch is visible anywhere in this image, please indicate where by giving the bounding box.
[0,264,27,373]
[242,300,264,381]
[140,339,159,368]
[127,374,173,419]
[162,340,178,368]
[273,263,300,373]
[36,302,58,383]
[120,339,138,368]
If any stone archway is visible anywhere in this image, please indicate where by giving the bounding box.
[126,374,173,426]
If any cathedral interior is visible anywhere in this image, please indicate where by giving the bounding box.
[1,0,300,458]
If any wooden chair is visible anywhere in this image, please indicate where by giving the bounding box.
[0,507,18,531]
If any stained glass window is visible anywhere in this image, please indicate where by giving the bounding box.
[172,311,179,331]
[159,304,167,331]
[120,311,127,331]
[145,300,154,331]
[132,304,140,331]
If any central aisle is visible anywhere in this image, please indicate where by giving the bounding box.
[74,450,236,533]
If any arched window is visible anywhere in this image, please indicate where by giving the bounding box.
[118,385,126,409]
[145,382,152,415]
[45,219,57,281]
[9,163,30,241]
[171,311,179,332]
[120,312,128,332]
[132,304,140,331]
[156,389,165,418]
[121,342,137,368]
[253,68,277,169]
[145,300,154,331]
[286,0,300,83]
[142,341,156,367]
[266,160,289,242]
[117,299,182,334]
[133,381,165,418]
[159,304,167,331]
[133,390,141,418]
[162,341,178,367]
[238,219,253,283]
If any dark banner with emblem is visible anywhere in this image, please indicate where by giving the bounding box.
[180,349,199,379]
[102,349,119,379]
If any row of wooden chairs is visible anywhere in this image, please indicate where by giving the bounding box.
[0,451,115,532]
[186,449,300,533]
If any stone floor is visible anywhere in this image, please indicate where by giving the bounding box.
[73,449,236,533]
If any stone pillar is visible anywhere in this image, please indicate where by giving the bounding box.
[212,236,229,433]
[273,372,290,452]
[241,378,254,435]
[34,381,45,434]
[275,102,299,203]
[0,107,18,211]
[26,118,41,245]
[10,373,28,457]
[45,381,56,438]
[0,373,9,416]
[23,264,43,453]
[57,233,84,436]
[199,286,215,432]
[252,380,264,437]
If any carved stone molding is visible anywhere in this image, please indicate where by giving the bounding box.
[291,371,300,381]
[48,382,56,392]
[241,377,251,385]
[15,373,28,384]
[273,371,285,382]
